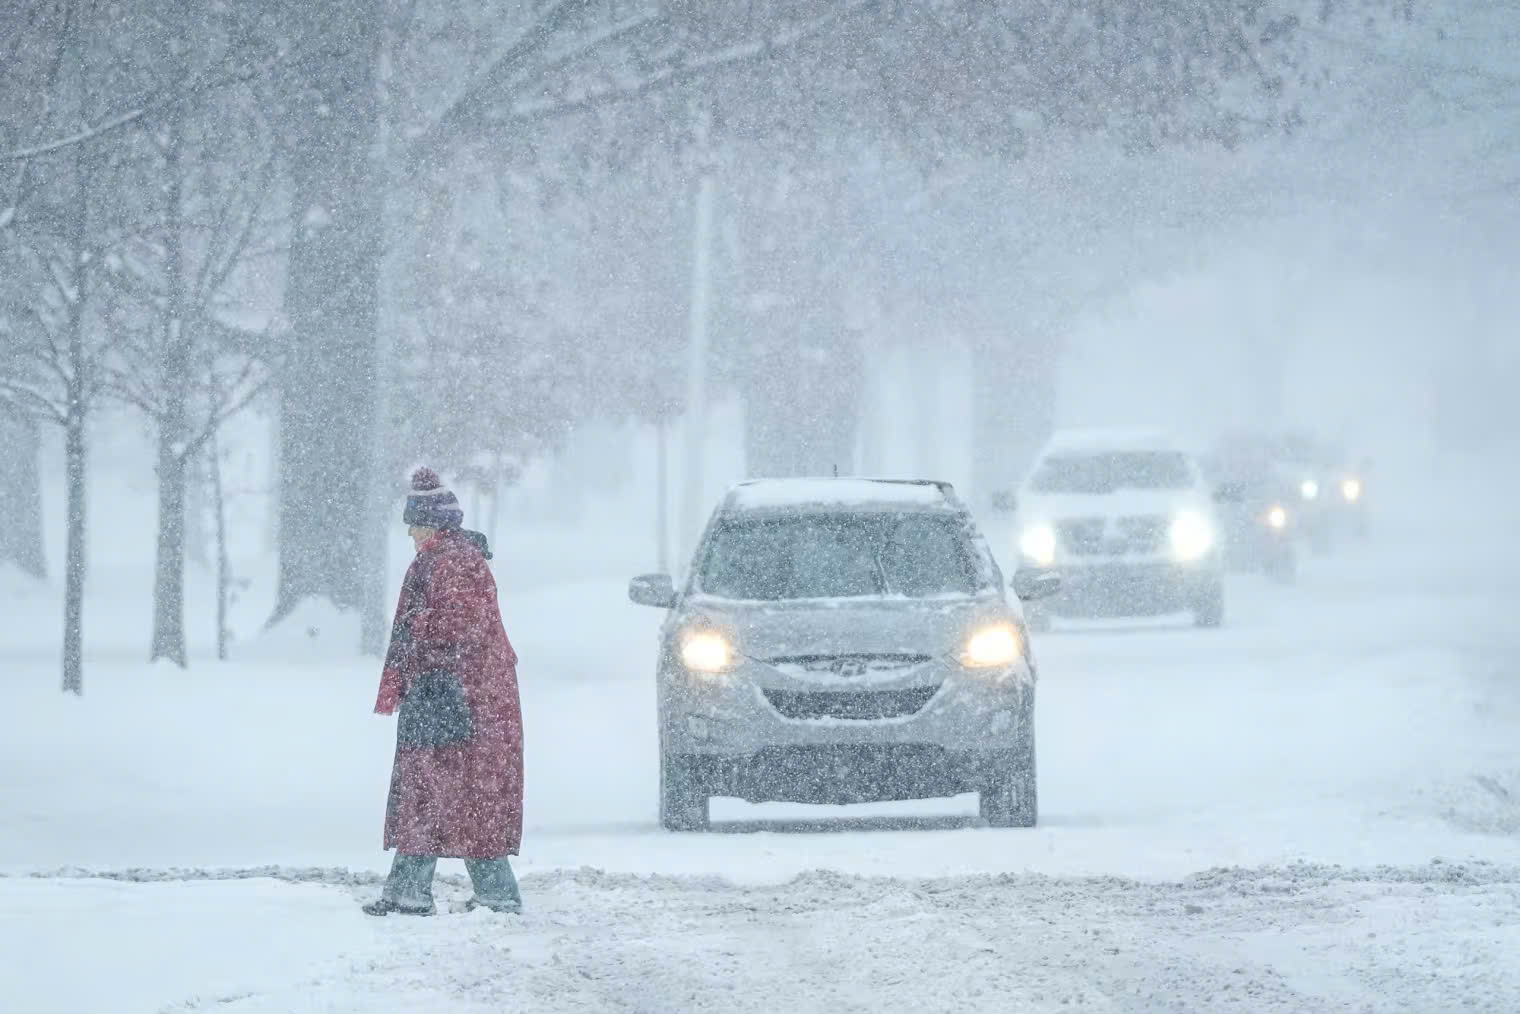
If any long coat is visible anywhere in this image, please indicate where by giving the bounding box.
[375,528,523,858]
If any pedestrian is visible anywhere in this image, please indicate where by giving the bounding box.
[363,466,525,916]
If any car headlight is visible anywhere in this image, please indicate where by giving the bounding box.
[1019,524,1057,567]
[679,630,735,674]
[1169,510,1214,561]
[1340,477,1362,502]
[1300,478,1320,501]
[1266,504,1288,530]
[961,624,1021,669]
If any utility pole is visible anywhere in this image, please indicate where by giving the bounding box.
[680,103,716,567]
[361,26,399,656]
[656,418,670,573]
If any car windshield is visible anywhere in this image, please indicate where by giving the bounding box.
[698,513,980,600]
[1029,451,1193,494]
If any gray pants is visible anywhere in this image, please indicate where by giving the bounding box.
[383,852,521,912]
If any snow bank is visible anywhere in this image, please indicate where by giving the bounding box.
[0,562,47,602]
[233,599,365,664]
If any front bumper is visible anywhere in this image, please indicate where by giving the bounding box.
[685,744,1024,805]
[1042,559,1219,618]
[660,659,1033,802]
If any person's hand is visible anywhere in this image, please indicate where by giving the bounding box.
[375,667,403,714]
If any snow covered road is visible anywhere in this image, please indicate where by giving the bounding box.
[3,492,1518,1011]
[7,861,1519,1012]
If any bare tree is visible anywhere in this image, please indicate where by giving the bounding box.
[98,5,282,667]
[264,0,882,651]
[0,138,117,694]
[0,0,149,693]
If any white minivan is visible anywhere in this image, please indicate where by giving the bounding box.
[1000,427,1225,629]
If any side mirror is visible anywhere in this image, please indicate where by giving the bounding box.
[989,489,1018,514]
[1011,568,1061,602]
[628,573,678,609]
[1212,482,1245,504]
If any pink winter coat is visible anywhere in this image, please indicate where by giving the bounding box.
[375,529,523,858]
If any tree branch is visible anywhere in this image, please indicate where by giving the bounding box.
[506,0,877,125]
[198,152,280,306]
[0,377,67,425]
[2,49,287,163]
[403,0,655,176]
[0,106,148,163]
[181,366,272,462]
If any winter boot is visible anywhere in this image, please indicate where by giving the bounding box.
[362,897,436,917]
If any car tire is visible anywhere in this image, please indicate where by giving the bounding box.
[981,721,1037,828]
[1192,580,1225,628]
[659,751,710,832]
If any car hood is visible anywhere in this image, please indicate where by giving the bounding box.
[683,594,1007,669]
[1017,488,1209,522]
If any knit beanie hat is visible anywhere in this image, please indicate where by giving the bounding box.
[403,466,464,530]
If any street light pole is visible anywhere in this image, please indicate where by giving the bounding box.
[680,106,716,568]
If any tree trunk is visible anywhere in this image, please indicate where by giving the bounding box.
[184,450,209,568]
[0,413,47,579]
[61,138,91,697]
[149,446,188,666]
[210,435,230,661]
[62,404,85,696]
[270,2,382,629]
[149,98,190,667]
[360,21,401,658]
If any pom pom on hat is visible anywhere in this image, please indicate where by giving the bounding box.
[410,466,443,492]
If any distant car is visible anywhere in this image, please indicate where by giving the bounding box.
[1231,429,1370,552]
[627,477,1060,832]
[1201,451,1298,584]
[1002,427,1226,628]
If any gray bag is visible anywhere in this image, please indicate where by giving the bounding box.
[396,670,473,748]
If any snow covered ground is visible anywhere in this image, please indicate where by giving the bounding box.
[3,460,1518,1011]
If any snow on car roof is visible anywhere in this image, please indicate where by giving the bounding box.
[1039,425,1182,455]
[725,478,955,512]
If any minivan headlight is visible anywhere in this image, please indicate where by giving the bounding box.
[1019,524,1057,567]
[1300,478,1320,501]
[961,624,1021,669]
[1169,510,1214,561]
[1340,477,1362,502]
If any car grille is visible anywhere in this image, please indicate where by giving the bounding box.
[1058,515,1168,556]
[764,653,933,679]
[761,685,941,721]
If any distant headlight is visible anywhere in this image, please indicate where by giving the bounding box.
[1019,524,1057,566]
[679,631,735,674]
[961,624,1021,669]
[1266,504,1288,530]
[1341,477,1362,502]
[1170,510,1215,561]
[1300,478,1320,501]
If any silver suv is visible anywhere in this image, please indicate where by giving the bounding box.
[1000,428,1227,629]
[628,478,1059,831]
